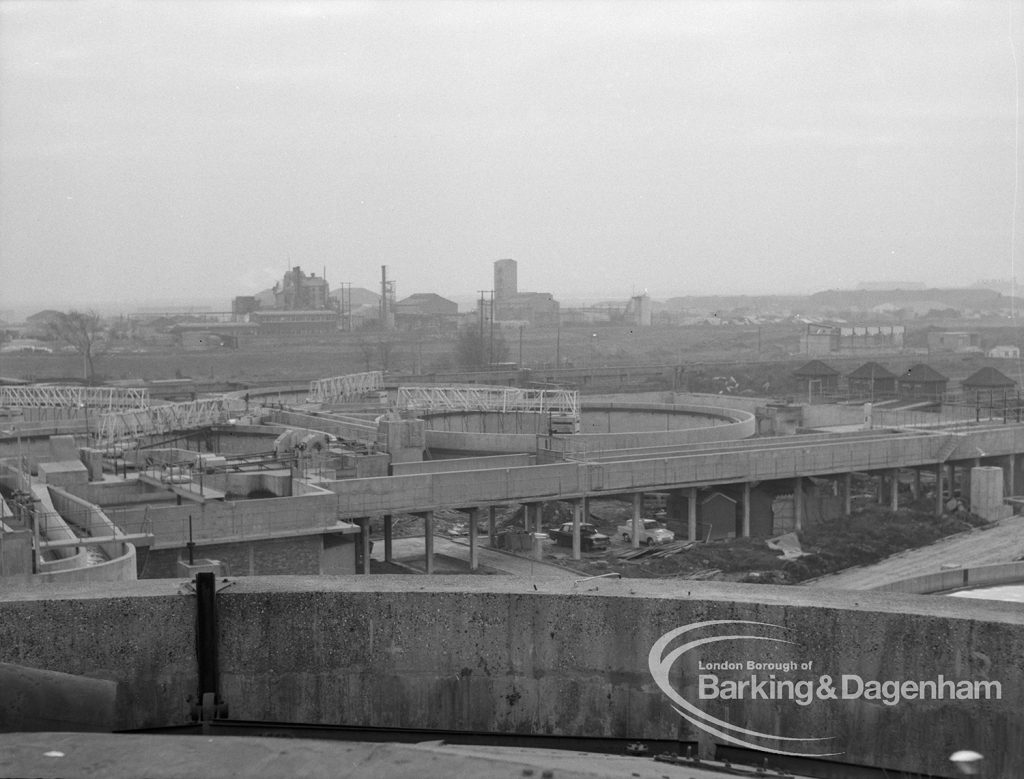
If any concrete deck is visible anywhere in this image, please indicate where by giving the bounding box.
[0,733,790,779]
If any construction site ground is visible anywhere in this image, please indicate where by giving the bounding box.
[380,499,1024,591]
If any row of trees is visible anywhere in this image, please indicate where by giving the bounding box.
[36,311,509,383]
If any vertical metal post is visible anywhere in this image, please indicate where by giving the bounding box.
[890,468,899,512]
[192,571,226,724]
[488,505,497,548]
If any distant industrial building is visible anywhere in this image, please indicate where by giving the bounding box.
[274,266,330,310]
[988,344,1020,360]
[394,293,458,331]
[927,330,981,353]
[250,309,338,336]
[800,322,904,355]
[624,293,652,327]
[492,259,559,326]
[233,265,340,336]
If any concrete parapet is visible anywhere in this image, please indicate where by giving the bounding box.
[0,577,1021,775]
[874,559,1024,595]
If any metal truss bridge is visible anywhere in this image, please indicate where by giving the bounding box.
[95,396,247,445]
[307,372,384,404]
[0,385,149,411]
[396,385,579,418]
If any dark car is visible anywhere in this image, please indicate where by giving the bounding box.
[548,522,610,552]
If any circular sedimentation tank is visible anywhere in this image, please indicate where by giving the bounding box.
[420,398,757,455]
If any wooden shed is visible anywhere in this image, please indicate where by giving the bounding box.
[961,366,1017,406]
[898,363,948,402]
[846,362,897,400]
[793,360,840,400]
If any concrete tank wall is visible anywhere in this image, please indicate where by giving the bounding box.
[0,578,1021,776]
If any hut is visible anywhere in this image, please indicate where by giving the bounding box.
[898,364,948,402]
[846,362,897,400]
[792,360,840,401]
[961,367,1017,411]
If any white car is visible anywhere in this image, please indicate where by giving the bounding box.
[617,518,675,546]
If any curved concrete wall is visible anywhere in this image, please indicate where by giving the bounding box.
[0,578,1020,776]
[424,402,756,455]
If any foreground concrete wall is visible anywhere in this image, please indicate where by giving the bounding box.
[0,578,1020,776]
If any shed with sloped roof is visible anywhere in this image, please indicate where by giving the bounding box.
[846,362,897,400]
[898,363,948,402]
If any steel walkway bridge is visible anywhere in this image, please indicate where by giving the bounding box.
[95,396,247,445]
[0,385,149,411]
[307,371,384,404]
[396,386,579,418]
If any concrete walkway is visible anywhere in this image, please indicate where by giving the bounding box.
[371,535,580,580]
[805,516,1024,590]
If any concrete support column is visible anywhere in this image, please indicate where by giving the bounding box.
[631,493,642,549]
[741,482,751,538]
[468,508,479,572]
[875,473,884,505]
[890,468,899,512]
[572,499,582,561]
[488,505,497,548]
[947,464,956,499]
[383,514,393,563]
[912,470,921,502]
[423,511,434,575]
[532,502,545,561]
[1006,455,1015,497]
[360,517,371,575]
[844,472,852,516]
[794,477,803,531]
[935,463,944,517]
[688,488,698,542]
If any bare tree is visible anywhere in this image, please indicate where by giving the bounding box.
[47,310,106,383]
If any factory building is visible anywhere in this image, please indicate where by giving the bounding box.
[232,265,340,336]
[394,293,459,331]
[492,259,559,326]
[274,266,330,310]
[800,322,904,355]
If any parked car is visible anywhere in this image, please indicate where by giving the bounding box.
[617,518,675,546]
[548,522,610,552]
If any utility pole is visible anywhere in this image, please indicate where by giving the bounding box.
[477,290,487,368]
[488,290,494,368]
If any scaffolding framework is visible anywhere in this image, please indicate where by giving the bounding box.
[396,385,579,418]
[307,371,384,404]
[0,385,149,412]
[95,396,246,445]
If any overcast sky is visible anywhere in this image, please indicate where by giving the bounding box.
[0,0,1020,311]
